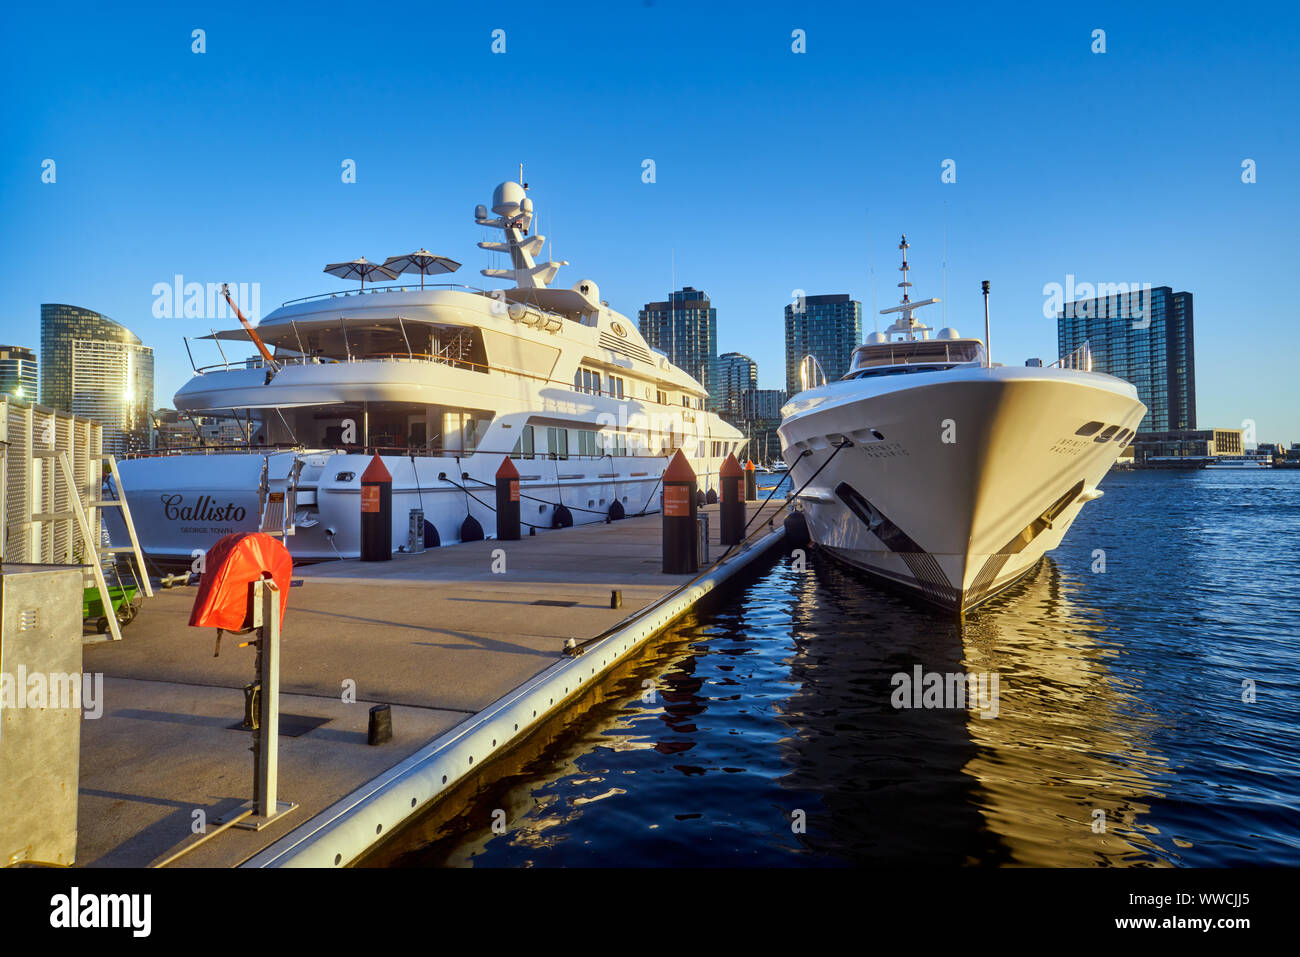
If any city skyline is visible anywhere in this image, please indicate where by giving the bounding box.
[1,4,1296,440]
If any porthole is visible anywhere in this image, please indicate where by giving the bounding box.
[334,853,342,865]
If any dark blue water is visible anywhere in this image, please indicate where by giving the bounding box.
[372,470,1300,866]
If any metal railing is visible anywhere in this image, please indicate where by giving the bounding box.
[279,283,493,307]
[1051,341,1092,371]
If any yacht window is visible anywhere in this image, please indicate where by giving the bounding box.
[577,430,598,456]
[849,363,957,380]
[656,390,668,405]
[573,368,602,395]
[600,431,628,457]
[608,375,625,399]
[1075,421,1104,436]
[511,425,535,460]
[1095,425,1119,443]
[547,426,569,460]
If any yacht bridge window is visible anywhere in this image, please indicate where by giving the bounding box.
[255,320,489,372]
[849,339,983,372]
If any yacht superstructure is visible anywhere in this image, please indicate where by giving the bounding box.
[110,180,745,562]
[778,236,1146,613]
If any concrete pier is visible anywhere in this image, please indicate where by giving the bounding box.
[74,500,788,867]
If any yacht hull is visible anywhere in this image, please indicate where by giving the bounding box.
[778,366,1146,613]
[107,450,672,564]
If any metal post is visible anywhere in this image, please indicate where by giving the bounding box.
[982,280,991,367]
[224,577,296,830]
[257,578,279,819]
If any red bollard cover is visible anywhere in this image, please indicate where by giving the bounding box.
[189,532,293,631]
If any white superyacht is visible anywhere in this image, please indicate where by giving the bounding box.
[778,237,1146,613]
[111,179,745,562]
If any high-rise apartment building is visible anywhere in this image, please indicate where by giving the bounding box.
[638,286,718,402]
[714,352,757,419]
[784,294,862,395]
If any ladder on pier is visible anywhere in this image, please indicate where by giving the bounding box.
[37,449,153,643]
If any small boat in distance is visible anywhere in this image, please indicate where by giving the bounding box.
[777,236,1146,613]
[1205,455,1271,469]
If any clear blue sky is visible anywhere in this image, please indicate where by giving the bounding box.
[2,1,1297,440]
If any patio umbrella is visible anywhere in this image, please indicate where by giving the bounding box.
[323,257,398,291]
[381,250,461,290]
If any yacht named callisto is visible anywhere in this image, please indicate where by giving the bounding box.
[778,237,1146,613]
[110,179,745,562]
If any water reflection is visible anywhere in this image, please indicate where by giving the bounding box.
[366,545,1243,868]
[959,560,1174,864]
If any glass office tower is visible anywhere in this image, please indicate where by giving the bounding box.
[40,304,155,453]
[1056,286,1195,433]
[0,345,38,400]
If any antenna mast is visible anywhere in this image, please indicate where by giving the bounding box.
[942,206,948,327]
[867,217,879,334]
[877,233,941,341]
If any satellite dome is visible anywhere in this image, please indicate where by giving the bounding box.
[491,181,527,217]
[937,327,961,340]
[573,279,600,306]
[865,331,887,344]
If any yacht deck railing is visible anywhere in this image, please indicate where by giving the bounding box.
[1051,341,1093,371]
[280,283,493,307]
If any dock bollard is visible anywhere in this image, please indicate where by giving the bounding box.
[662,449,699,574]
[361,454,392,561]
[368,704,393,745]
[744,459,757,501]
[719,452,745,545]
[495,455,521,541]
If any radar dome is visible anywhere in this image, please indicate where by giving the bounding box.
[573,279,600,306]
[865,331,887,344]
[491,181,527,217]
[937,327,961,340]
